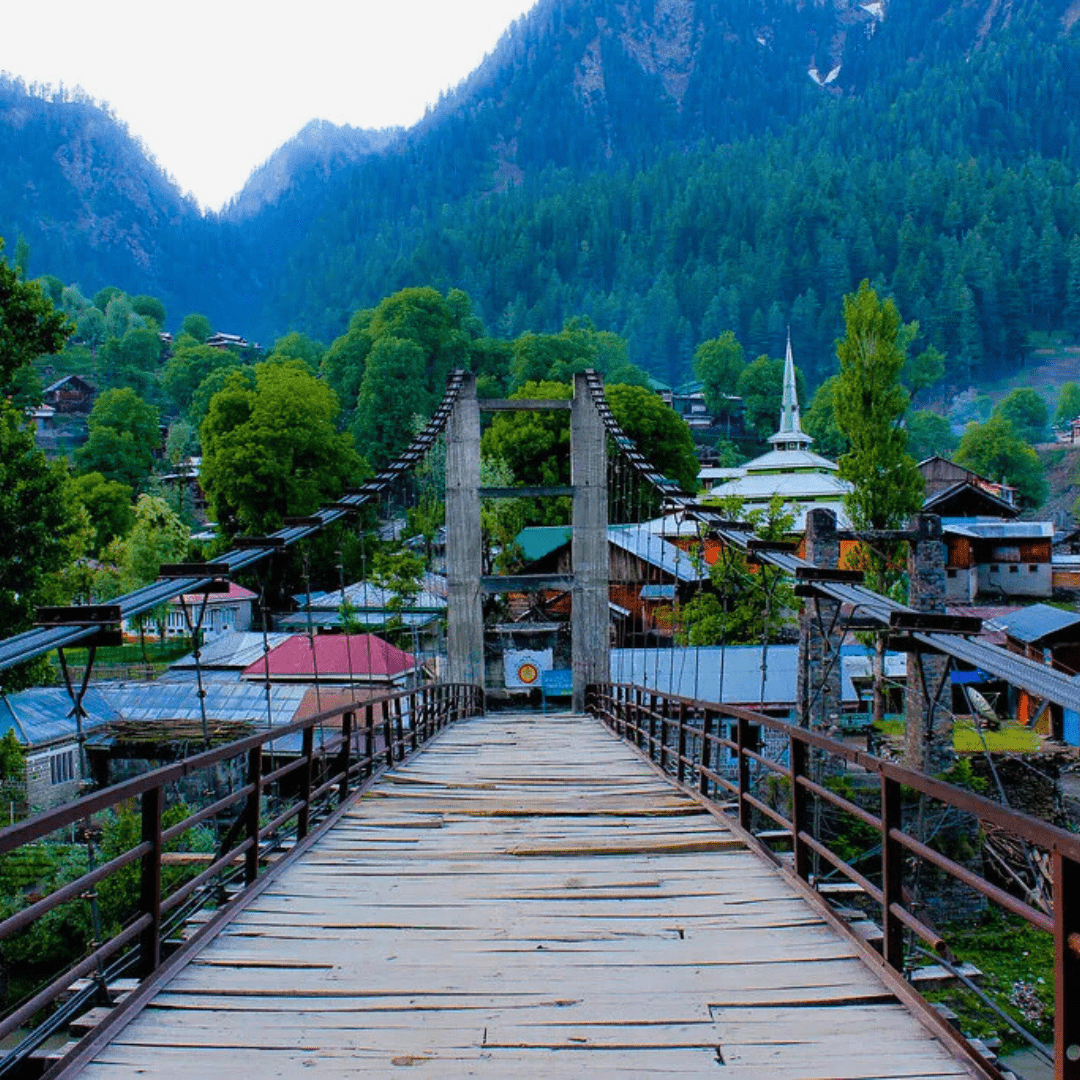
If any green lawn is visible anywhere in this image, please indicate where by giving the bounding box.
[952,718,1040,753]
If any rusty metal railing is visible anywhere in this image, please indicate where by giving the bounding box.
[587,681,1080,1079]
[0,682,483,1074]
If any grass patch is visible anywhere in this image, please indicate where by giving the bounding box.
[923,913,1054,1053]
[50,639,195,666]
[872,718,905,738]
[952,718,1039,753]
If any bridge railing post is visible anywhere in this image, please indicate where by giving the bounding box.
[658,695,668,772]
[244,747,262,885]
[881,773,904,971]
[297,724,314,840]
[736,715,752,833]
[699,708,714,799]
[790,735,811,882]
[676,701,687,785]
[394,698,405,761]
[383,701,394,768]
[138,785,163,976]
[410,690,420,751]
[1054,850,1080,1074]
[364,704,375,778]
[338,711,353,804]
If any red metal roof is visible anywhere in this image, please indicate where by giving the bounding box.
[174,582,257,606]
[241,634,416,680]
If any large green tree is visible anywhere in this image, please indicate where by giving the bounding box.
[833,281,924,728]
[76,388,160,492]
[955,416,1047,508]
[834,282,924,532]
[693,332,745,426]
[993,388,1049,445]
[1054,382,1080,431]
[802,376,851,461]
[200,360,360,536]
[736,355,806,443]
[0,237,69,389]
[67,471,135,554]
[0,400,74,690]
[606,383,699,491]
[906,409,958,462]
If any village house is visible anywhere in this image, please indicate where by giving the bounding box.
[993,604,1080,744]
[161,582,257,640]
[0,689,118,812]
[942,520,1054,601]
[42,374,96,414]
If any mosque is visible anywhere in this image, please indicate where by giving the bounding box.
[698,334,852,530]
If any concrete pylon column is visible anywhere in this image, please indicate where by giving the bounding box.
[571,373,609,713]
[904,514,953,772]
[797,508,842,730]
[445,374,484,688]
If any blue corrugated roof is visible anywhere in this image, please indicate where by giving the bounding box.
[609,526,705,583]
[992,603,1080,645]
[0,688,119,747]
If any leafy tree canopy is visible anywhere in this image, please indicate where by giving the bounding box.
[834,281,924,531]
[802,375,850,461]
[268,331,324,372]
[606,383,698,491]
[509,317,646,391]
[906,409,958,462]
[163,343,241,416]
[200,360,360,536]
[735,355,806,443]
[180,313,212,344]
[0,399,74,691]
[67,471,135,554]
[1054,382,1080,430]
[131,294,166,325]
[93,285,123,312]
[75,387,160,493]
[0,238,69,386]
[693,332,745,418]
[955,415,1048,509]
[993,387,1049,445]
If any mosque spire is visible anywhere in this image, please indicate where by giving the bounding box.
[768,330,814,449]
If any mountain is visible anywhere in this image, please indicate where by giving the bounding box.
[4,1,1080,386]
[221,120,401,224]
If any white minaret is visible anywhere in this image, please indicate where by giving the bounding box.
[768,330,814,451]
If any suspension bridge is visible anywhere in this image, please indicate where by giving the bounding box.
[0,371,1077,1078]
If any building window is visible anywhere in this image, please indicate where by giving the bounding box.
[50,749,76,785]
[990,564,1000,573]
[947,569,957,579]
[1029,564,1038,573]
[1009,565,1019,574]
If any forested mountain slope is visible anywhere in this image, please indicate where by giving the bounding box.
[4,0,1080,386]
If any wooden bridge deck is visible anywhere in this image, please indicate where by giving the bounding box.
[80,714,977,1078]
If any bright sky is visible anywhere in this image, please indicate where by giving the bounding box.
[1,0,536,213]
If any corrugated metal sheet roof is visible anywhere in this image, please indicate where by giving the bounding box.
[103,681,308,726]
[942,520,1054,540]
[611,646,798,704]
[0,688,120,747]
[241,634,416,680]
[515,527,573,564]
[992,603,1080,644]
[610,646,907,707]
[168,631,293,671]
[609,526,705,583]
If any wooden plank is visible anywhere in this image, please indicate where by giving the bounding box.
[78,713,976,1078]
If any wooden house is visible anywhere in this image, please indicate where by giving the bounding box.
[43,374,96,415]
